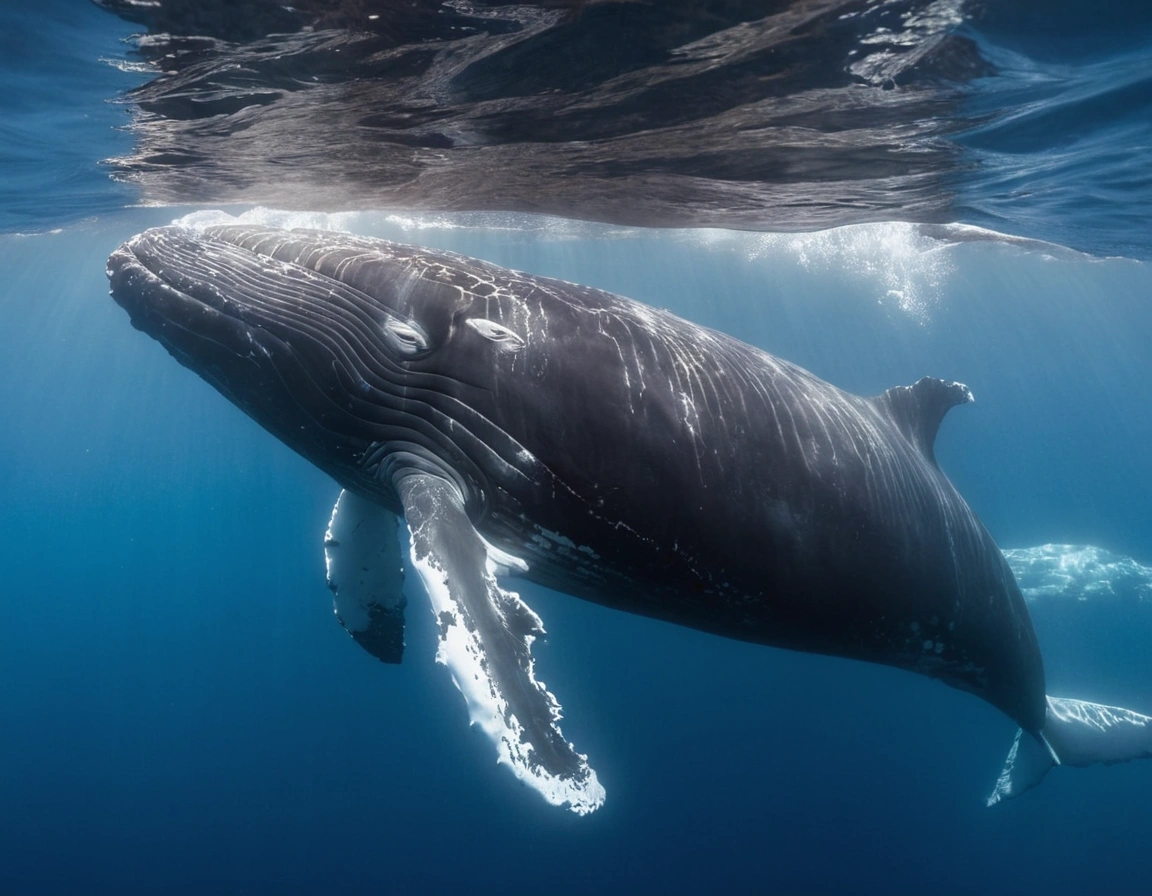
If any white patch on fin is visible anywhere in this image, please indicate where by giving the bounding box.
[324,489,406,663]
[479,534,530,577]
[399,474,604,815]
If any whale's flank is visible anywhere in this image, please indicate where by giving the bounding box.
[107,224,1152,811]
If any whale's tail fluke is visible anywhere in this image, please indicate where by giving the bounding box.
[987,696,1152,805]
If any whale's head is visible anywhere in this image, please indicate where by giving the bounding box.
[107,224,542,511]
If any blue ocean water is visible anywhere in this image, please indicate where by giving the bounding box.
[1,4,1151,896]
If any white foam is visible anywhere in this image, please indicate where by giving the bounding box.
[686,222,958,321]
[263,210,961,319]
[166,207,1109,322]
[170,207,634,242]
[172,207,365,233]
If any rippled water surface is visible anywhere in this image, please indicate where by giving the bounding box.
[6,0,1152,257]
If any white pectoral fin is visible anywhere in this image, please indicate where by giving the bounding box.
[987,696,1152,806]
[397,472,605,815]
[325,489,407,664]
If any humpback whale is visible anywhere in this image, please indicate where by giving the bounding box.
[106,224,1152,813]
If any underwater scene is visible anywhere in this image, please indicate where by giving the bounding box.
[2,2,1151,894]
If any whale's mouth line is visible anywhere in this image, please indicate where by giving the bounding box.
[107,228,391,381]
[109,226,445,368]
[110,227,307,329]
[106,228,269,349]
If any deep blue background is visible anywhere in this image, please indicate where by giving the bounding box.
[1,2,1151,894]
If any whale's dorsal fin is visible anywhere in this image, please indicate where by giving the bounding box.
[325,489,406,663]
[873,377,974,465]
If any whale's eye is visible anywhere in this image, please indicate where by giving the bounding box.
[465,318,525,352]
[383,319,429,356]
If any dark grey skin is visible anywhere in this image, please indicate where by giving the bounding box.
[106,224,1151,811]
